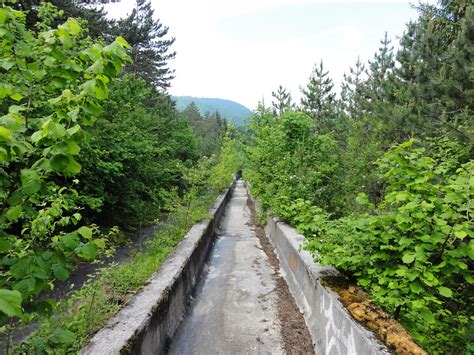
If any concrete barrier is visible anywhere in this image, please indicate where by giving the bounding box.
[265,218,391,355]
[80,183,235,355]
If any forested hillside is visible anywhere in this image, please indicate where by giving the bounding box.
[173,96,252,126]
[245,1,473,353]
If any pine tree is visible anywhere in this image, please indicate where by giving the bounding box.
[358,32,415,144]
[114,0,176,90]
[300,60,336,132]
[271,85,293,116]
[396,2,473,140]
[182,102,202,124]
[340,57,365,120]
[365,32,395,102]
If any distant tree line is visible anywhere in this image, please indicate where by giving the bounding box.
[180,102,228,158]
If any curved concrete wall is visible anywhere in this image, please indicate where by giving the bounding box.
[80,183,235,355]
[265,218,391,355]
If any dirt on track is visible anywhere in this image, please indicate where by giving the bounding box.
[247,196,315,355]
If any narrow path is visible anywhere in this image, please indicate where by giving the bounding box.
[168,180,313,354]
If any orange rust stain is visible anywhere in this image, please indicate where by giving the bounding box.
[289,252,298,272]
[322,277,427,355]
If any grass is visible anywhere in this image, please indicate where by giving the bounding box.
[14,191,219,354]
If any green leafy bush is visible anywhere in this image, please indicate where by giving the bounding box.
[245,3,473,351]
[78,74,197,229]
[249,137,473,352]
[304,140,473,351]
[246,109,339,215]
[208,124,246,190]
[0,1,129,324]
[16,132,239,353]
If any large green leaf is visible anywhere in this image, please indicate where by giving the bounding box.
[65,18,81,35]
[6,205,22,222]
[77,226,93,240]
[60,233,80,250]
[0,238,12,252]
[0,126,12,141]
[75,243,97,260]
[50,154,81,176]
[355,192,369,205]
[0,289,22,317]
[10,259,32,279]
[13,277,36,295]
[52,264,70,281]
[402,253,416,264]
[438,286,453,298]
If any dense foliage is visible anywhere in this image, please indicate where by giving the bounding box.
[0,1,239,349]
[180,102,226,157]
[7,0,112,38]
[0,1,130,323]
[16,140,241,353]
[246,1,473,352]
[78,75,197,228]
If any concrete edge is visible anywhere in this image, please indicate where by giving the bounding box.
[265,218,391,355]
[80,181,236,355]
[243,184,390,355]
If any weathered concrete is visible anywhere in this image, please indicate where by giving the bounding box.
[80,182,235,355]
[168,180,283,354]
[264,217,391,355]
[82,179,391,354]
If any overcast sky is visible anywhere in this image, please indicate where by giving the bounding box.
[103,0,436,109]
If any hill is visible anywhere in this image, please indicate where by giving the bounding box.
[172,96,252,126]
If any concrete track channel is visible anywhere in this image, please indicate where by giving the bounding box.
[82,179,390,354]
[168,180,310,354]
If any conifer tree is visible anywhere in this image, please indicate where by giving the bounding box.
[396,2,473,140]
[300,60,336,132]
[114,0,176,90]
[357,32,413,144]
[365,32,395,102]
[340,57,365,120]
[183,102,202,124]
[271,85,293,116]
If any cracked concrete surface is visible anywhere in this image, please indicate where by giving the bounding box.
[168,180,283,354]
